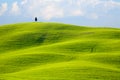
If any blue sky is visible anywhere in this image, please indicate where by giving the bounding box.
[0,0,120,27]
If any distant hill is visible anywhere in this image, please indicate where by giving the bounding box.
[0,22,120,80]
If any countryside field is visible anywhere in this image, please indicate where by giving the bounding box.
[0,22,120,80]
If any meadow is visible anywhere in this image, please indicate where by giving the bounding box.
[0,22,120,80]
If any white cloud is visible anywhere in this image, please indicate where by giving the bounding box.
[103,0,120,10]
[21,0,28,5]
[25,0,64,20]
[0,3,7,16]
[11,2,21,15]
[9,0,120,19]
[41,5,64,20]
[71,10,84,16]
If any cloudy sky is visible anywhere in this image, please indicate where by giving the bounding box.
[0,0,120,27]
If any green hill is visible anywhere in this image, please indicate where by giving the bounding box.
[0,22,120,80]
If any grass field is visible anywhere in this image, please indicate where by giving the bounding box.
[0,22,120,80]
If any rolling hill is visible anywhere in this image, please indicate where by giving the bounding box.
[0,22,120,80]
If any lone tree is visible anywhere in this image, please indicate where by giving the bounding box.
[35,17,38,22]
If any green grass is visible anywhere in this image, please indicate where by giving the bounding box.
[0,22,120,80]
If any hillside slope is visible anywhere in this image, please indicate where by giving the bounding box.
[0,22,120,80]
